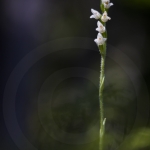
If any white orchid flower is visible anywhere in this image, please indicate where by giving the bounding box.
[90,9,101,20]
[94,33,107,46]
[96,21,106,33]
[101,11,111,22]
[102,0,110,4]
[104,2,113,9]
[102,0,113,9]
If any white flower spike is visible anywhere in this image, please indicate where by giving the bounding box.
[94,33,107,46]
[101,11,111,22]
[96,21,106,33]
[90,9,101,20]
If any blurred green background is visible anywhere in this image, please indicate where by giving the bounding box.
[1,0,150,150]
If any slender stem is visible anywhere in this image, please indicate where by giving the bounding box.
[99,46,106,150]
[99,1,107,149]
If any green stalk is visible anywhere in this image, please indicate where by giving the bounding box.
[99,1,107,149]
[99,44,106,150]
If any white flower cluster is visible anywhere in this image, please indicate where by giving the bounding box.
[90,0,113,46]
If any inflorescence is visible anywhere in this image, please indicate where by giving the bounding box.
[90,0,113,47]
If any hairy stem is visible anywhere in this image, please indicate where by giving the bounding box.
[99,1,108,149]
[99,44,106,150]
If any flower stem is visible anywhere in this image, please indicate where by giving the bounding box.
[99,43,106,150]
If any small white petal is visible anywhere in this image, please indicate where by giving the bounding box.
[110,3,113,6]
[97,21,101,26]
[91,9,97,14]
[96,28,99,32]
[108,17,111,20]
[94,39,99,45]
[94,39,98,43]
[97,33,103,38]
[90,15,94,18]
[103,38,107,42]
